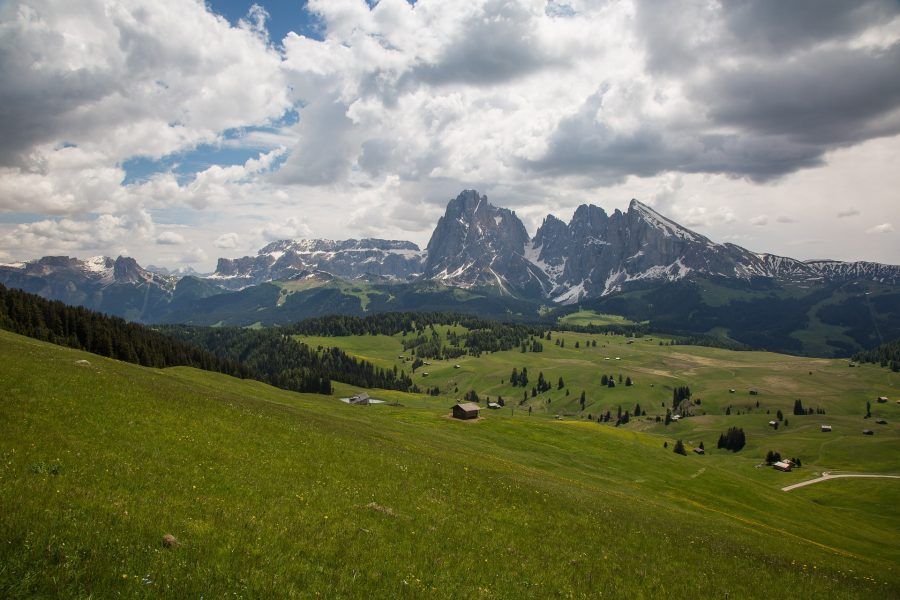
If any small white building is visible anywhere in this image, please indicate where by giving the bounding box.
[773,461,792,472]
[821,425,832,432]
[487,402,501,410]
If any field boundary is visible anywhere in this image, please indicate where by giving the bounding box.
[782,472,900,492]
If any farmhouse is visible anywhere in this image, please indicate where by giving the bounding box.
[349,392,370,405]
[773,461,792,472]
[487,402,501,410]
[452,402,480,420]
[863,429,874,436]
[821,425,832,432]
[341,393,386,406]
[693,447,705,455]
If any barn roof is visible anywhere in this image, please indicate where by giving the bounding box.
[454,402,480,412]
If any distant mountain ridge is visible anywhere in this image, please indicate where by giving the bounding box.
[203,189,900,300]
[209,238,425,290]
[1,189,898,357]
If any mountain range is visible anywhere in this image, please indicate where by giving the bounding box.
[2,190,898,356]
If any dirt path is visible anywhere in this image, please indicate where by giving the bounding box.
[782,472,900,492]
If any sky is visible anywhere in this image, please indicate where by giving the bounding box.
[0,0,898,271]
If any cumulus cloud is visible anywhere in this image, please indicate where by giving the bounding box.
[1,0,899,267]
[838,208,861,218]
[867,222,895,234]
[253,217,312,242]
[179,247,208,264]
[156,231,184,245]
[214,232,241,249]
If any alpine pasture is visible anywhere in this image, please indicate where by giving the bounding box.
[1,326,898,598]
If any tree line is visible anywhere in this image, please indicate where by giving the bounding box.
[0,284,420,398]
[0,283,249,377]
[161,326,419,395]
[853,337,900,372]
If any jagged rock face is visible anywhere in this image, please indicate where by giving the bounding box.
[210,238,425,289]
[0,255,176,321]
[424,190,549,296]
[526,199,900,303]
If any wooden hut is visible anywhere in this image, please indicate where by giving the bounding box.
[349,392,371,405]
[451,402,480,420]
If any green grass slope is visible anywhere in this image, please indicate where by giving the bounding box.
[1,330,898,598]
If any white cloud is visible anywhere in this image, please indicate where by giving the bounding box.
[837,208,861,217]
[253,217,312,242]
[156,231,184,245]
[214,232,241,249]
[867,222,895,234]
[776,215,797,224]
[0,0,898,270]
[179,247,208,264]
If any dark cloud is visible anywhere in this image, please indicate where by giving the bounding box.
[521,89,825,182]
[719,0,898,55]
[526,2,900,182]
[635,0,899,73]
[703,43,900,146]
[272,98,354,185]
[0,18,118,166]
[403,0,562,88]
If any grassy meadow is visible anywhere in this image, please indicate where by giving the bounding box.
[2,328,899,598]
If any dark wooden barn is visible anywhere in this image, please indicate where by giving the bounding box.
[451,402,480,420]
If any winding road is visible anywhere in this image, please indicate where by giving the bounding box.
[782,472,900,492]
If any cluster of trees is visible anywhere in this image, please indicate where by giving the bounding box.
[164,326,417,395]
[765,451,802,467]
[509,367,529,387]
[852,337,900,372]
[0,284,249,377]
[289,311,544,358]
[717,427,746,452]
[672,385,692,408]
[402,329,466,360]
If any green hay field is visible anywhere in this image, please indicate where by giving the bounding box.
[2,329,898,598]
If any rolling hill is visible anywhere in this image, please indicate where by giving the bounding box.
[2,326,898,597]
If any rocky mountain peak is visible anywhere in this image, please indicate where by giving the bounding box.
[424,190,547,296]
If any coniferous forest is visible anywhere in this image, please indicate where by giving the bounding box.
[0,284,417,396]
[853,337,900,371]
[0,284,248,377]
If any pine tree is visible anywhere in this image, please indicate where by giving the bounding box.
[558,376,565,390]
[673,440,687,455]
